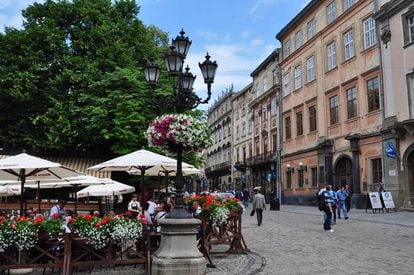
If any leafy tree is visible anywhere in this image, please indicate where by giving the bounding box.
[0,0,175,155]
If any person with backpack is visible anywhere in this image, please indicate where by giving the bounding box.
[318,184,334,232]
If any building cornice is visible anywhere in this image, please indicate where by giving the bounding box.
[250,49,280,77]
[374,0,414,21]
[248,84,280,108]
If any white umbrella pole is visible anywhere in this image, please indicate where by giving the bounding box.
[37,180,41,213]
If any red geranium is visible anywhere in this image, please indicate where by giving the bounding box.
[95,222,101,228]
[102,217,109,225]
[85,214,92,221]
[141,218,147,225]
[125,211,132,216]
[52,213,59,219]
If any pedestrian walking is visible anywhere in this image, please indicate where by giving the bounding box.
[337,186,349,220]
[252,186,266,226]
[329,189,338,224]
[321,185,334,232]
[242,188,250,208]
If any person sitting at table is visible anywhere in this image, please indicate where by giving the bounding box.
[49,200,66,219]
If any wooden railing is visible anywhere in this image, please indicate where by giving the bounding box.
[198,207,249,267]
[0,231,150,274]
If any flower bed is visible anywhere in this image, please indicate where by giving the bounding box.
[146,114,212,152]
[187,194,242,227]
[71,214,143,250]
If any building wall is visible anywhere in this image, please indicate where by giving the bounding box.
[248,50,280,196]
[205,90,234,191]
[277,0,383,206]
[231,84,253,190]
[375,0,414,208]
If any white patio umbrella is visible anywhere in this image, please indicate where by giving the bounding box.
[88,149,193,205]
[0,153,84,214]
[0,185,21,196]
[77,181,135,198]
[40,175,110,211]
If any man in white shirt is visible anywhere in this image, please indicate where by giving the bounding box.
[49,200,66,219]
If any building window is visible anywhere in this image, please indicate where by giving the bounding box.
[343,29,355,61]
[403,13,414,45]
[309,105,317,132]
[306,55,315,82]
[327,1,337,25]
[284,39,291,57]
[372,158,382,184]
[327,42,337,71]
[329,95,339,125]
[255,110,260,126]
[307,19,316,40]
[242,121,246,137]
[286,171,292,188]
[248,120,252,134]
[311,167,318,187]
[283,72,291,96]
[236,125,240,140]
[295,29,303,49]
[343,0,355,11]
[271,98,277,116]
[367,77,380,112]
[272,134,277,151]
[296,111,303,136]
[294,65,302,90]
[263,136,268,153]
[346,86,358,119]
[298,170,304,188]
[255,139,260,155]
[236,148,239,162]
[363,17,377,49]
[285,116,291,140]
[263,76,268,93]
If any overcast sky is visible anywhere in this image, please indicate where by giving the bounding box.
[0,0,311,108]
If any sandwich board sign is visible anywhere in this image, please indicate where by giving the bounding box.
[368,192,383,209]
[381,192,395,209]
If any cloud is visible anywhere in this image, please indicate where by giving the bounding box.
[250,38,264,47]
[197,30,218,40]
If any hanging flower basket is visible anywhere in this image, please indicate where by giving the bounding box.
[146,114,212,152]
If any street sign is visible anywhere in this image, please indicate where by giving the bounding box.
[381,192,395,209]
[368,192,383,209]
[385,140,397,158]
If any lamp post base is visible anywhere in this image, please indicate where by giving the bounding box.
[152,218,206,275]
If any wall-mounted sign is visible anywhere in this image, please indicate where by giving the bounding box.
[388,170,396,176]
[385,140,397,158]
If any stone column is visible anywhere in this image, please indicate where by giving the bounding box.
[346,134,364,208]
[152,218,206,275]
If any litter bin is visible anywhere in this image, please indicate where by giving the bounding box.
[270,198,280,211]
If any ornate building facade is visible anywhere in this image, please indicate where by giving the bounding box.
[247,49,281,197]
[231,83,253,190]
[276,0,382,207]
[205,89,234,191]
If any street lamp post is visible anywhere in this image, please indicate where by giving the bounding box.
[144,29,217,275]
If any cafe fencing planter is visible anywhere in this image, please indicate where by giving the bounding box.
[0,230,151,274]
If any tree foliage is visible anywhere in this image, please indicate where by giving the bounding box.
[0,0,176,155]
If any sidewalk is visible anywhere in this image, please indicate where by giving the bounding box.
[279,204,414,227]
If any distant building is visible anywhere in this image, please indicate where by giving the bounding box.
[205,88,234,191]
[276,0,382,207]
[374,0,414,208]
[247,49,280,196]
[231,83,253,191]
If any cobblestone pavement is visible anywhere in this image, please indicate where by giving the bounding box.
[28,205,414,274]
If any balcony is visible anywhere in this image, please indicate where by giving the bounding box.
[205,161,231,176]
[234,161,247,171]
[246,151,276,167]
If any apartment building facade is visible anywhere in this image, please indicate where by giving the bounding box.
[247,50,281,197]
[276,0,382,207]
[231,83,253,190]
[205,89,234,191]
[374,0,414,208]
